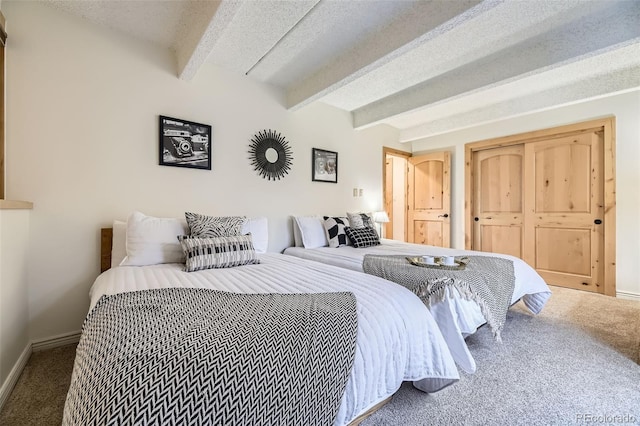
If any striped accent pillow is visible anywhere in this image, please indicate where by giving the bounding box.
[185,212,247,238]
[178,235,260,272]
[344,226,380,248]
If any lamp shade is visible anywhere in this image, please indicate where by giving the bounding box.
[372,211,390,223]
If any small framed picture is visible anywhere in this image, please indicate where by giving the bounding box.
[312,148,338,183]
[159,115,212,170]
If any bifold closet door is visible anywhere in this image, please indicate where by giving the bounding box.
[472,145,525,258]
[524,131,604,292]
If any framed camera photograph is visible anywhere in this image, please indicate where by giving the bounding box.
[312,148,338,183]
[159,115,212,170]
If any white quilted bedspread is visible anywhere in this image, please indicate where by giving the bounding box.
[284,239,550,312]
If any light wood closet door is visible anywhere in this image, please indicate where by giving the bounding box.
[408,152,450,247]
[524,132,604,292]
[472,145,524,258]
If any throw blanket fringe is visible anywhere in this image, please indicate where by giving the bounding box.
[362,254,515,343]
[413,277,504,342]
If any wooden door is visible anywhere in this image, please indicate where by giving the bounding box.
[407,152,450,247]
[524,132,604,292]
[384,157,394,239]
[472,145,525,258]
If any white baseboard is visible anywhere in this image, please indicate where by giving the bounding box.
[0,330,81,412]
[0,343,32,411]
[617,290,640,301]
[32,330,81,352]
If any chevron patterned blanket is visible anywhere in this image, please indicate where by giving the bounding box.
[63,288,358,426]
[363,254,515,341]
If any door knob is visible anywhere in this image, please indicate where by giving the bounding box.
[594,219,602,225]
[474,217,479,222]
[438,213,449,218]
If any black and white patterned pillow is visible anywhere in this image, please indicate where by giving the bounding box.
[177,235,260,272]
[347,212,375,229]
[185,212,247,237]
[344,226,380,248]
[347,212,379,239]
[323,216,350,248]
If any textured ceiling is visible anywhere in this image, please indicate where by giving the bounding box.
[42,0,640,142]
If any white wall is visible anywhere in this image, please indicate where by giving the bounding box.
[410,90,640,297]
[3,1,404,341]
[0,210,30,390]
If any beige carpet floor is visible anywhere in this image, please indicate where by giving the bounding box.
[0,344,77,425]
[0,286,638,425]
[535,286,639,364]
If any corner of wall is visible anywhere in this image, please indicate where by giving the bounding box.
[0,209,31,395]
[0,342,30,411]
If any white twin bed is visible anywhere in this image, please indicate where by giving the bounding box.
[87,255,460,425]
[284,216,551,374]
[64,213,462,425]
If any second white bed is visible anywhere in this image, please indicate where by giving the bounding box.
[284,239,551,373]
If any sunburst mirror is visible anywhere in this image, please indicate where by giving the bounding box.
[249,129,293,181]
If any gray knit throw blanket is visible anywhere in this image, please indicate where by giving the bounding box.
[64,288,358,426]
[363,254,515,341]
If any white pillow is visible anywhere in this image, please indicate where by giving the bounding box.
[294,215,328,249]
[120,211,188,266]
[292,217,303,247]
[242,217,268,253]
[111,220,127,268]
